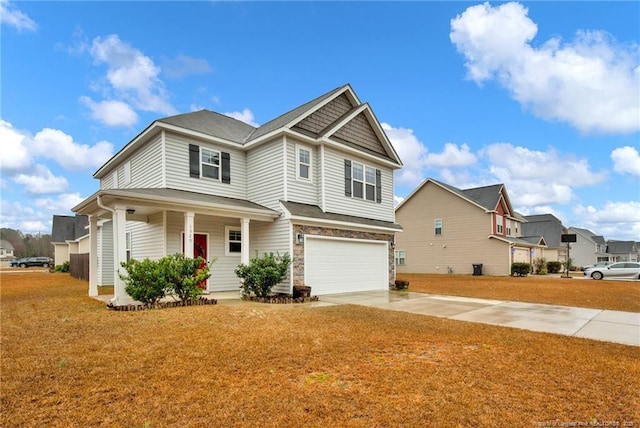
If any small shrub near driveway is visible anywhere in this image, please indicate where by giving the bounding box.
[511,262,531,276]
[235,252,291,297]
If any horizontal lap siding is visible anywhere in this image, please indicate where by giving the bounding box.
[286,139,318,206]
[395,183,510,275]
[247,140,284,210]
[165,211,242,291]
[323,146,395,222]
[249,217,292,294]
[98,221,114,286]
[129,135,163,188]
[164,132,247,199]
[128,212,164,261]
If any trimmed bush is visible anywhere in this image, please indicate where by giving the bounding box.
[511,262,531,277]
[235,252,292,298]
[120,258,171,305]
[160,254,212,303]
[547,261,562,274]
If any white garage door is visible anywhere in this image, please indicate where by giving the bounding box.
[305,237,388,295]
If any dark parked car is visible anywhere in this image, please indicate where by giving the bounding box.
[13,257,53,268]
[584,262,640,280]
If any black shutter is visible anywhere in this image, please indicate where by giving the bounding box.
[344,160,352,197]
[375,169,382,203]
[221,152,231,184]
[189,144,200,178]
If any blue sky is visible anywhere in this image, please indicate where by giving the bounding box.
[1,1,639,241]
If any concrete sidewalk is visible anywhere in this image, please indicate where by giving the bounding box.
[319,290,640,347]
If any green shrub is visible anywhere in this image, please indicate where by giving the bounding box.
[547,261,562,273]
[119,254,213,306]
[54,261,70,273]
[511,262,531,276]
[161,254,212,303]
[120,258,171,305]
[235,252,292,298]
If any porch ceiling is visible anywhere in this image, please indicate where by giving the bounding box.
[72,188,280,222]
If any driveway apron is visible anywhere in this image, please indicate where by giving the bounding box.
[319,291,640,347]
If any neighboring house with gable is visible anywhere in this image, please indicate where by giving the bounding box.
[394,178,546,276]
[72,84,403,304]
[521,214,568,263]
[0,240,15,261]
[567,227,609,268]
[606,240,639,262]
[51,215,89,267]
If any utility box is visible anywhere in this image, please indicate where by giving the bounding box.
[472,264,483,276]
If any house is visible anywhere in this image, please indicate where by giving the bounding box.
[521,214,568,263]
[394,178,546,276]
[0,240,15,261]
[51,215,89,267]
[605,240,639,262]
[567,227,609,268]
[72,84,403,304]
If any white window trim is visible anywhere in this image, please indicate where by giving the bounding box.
[296,144,312,182]
[123,161,131,186]
[395,250,406,266]
[125,231,131,262]
[434,219,443,236]
[225,226,242,256]
[349,160,377,202]
[496,214,504,234]
[112,170,119,189]
[201,147,221,181]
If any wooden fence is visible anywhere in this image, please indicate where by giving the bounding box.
[70,253,89,281]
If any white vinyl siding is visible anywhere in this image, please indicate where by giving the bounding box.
[247,140,284,210]
[99,134,163,189]
[323,146,394,222]
[249,216,292,294]
[286,139,318,206]
[164,132,247,199]
[98,220,114,286]
[127,212,164,261]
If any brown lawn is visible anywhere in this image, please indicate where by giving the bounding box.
[1,272,639,427]
[398,273,640,313]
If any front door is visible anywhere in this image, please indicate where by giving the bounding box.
[183,233,208,290]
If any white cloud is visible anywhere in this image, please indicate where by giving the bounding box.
[0,0,37,32]
[0,120,32,171]
[481,143,607,208]
[382,123,428,186]
[222,108,259,127]
[31,127,114,171]
[12,165,69,194]
[80,96,139,128]
[425,143,477,168]
[162,54,213,79]
[393,195,404,207]
[86,34,177,121]
[0,198,48,235]
[611,146,640,176]
[573,201,640,241]
[34,192,85,213]
[450,2,640,134]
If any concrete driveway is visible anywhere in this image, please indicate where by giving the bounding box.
[319,290,640,347]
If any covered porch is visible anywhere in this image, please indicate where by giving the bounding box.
[73,188,280,305]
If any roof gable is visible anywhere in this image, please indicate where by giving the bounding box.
[51,215,89,242]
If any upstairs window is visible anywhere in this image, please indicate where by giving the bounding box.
[506,219,512,236]
[201,148,220,180]
[297,146,311,180]
[496,215,504,234]
[434,219,443,236]
[344,159,382,203]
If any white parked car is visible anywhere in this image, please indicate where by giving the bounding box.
[584,262,640,280]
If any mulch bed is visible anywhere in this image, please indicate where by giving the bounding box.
[2,272,638,427]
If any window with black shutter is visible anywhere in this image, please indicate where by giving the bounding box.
[345,159,382,203]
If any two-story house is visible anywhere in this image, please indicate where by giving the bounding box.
[605,240,639,263]
[567,227,609,268]
[72,84,403,304]
[394,178,546,276]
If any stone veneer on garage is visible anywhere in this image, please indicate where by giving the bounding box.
[292,224,396,288]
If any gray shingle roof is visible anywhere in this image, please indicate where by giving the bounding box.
[606,240,638,254]
[281,201,402,231]
[430,179,504,211]
[522,214,566,247]
[158,110,256,143]
[51,215,88,242]
[0,239,14,251]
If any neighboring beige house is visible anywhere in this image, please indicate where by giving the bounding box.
[72,84,403,304]
[567,227,609,268]
[0,240,15,261]
[394,178,545,276]
[521,214,568,263]
[51,215,89,266]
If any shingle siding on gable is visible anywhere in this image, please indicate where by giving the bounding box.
[333,112,387,156]
[292,94,353,136]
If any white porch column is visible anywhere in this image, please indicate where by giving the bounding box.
[112,205,128,304]
[241,217,250,266]
[184,211,195,258]
[88,215,98,297]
